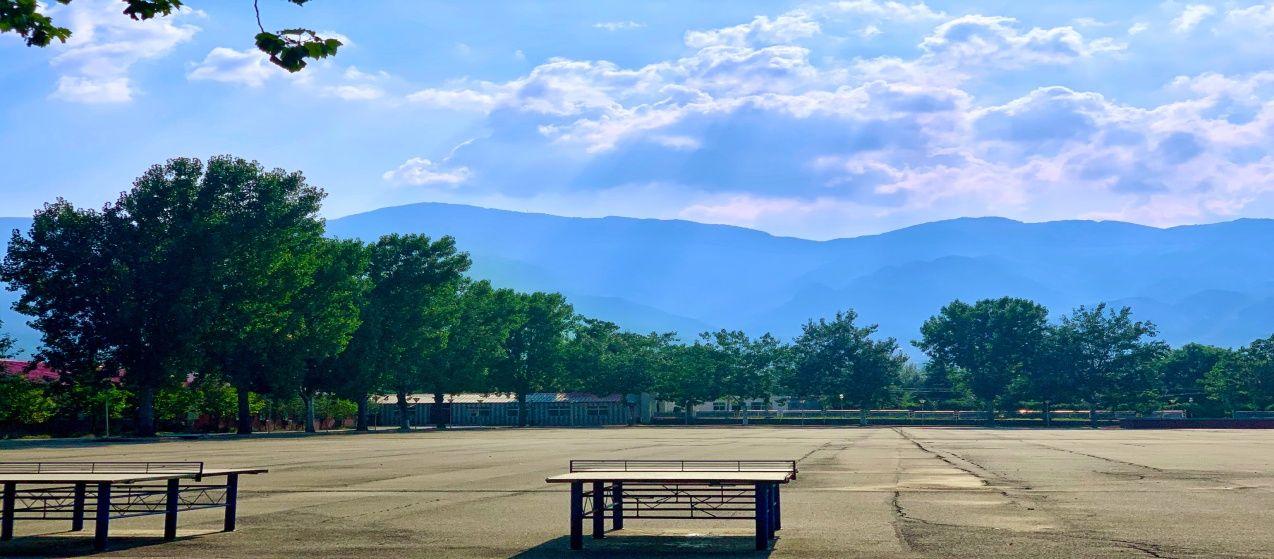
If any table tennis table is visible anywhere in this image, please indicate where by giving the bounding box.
[0,461,266,551]
[546,460,797,551]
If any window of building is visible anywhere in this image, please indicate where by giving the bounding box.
[547,404,570,418]
[712,401,729,412]
[474,405,491,417]
[750,401,767,411]
[586,404,608,416]
[507,406,519,416]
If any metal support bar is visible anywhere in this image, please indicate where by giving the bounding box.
[72,483,86,531]
[591,481,605,539]
[164,478,179,540]
[569,482,583,550]
[93,482,111,551]
[754,483,770,550]
[611,482,623,530]
[223,474,238,532]
[2,482,15,541]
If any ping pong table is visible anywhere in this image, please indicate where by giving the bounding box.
[546,460,797,551]
[0,461,267,551]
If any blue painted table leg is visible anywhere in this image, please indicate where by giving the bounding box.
[164,478,180,540]
[611,481,623,530]
[93,482,111,552]
[774,484,782,531]
[223,473,239,532]
[569,482,583,550]
[1,482,14,542]
[754,483,770,550]
[71,483,86,532]
[591,481,605,539]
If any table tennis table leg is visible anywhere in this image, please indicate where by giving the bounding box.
[754,482,771,550]
[93,482,111,551]
[591,481,605,539]
[569,482,583,550]
[1,482,14,542]
[71,483,86,531]
[165,478,180,540]
[223,473,239,532]
[611,482,623,530]
[773,484,781,530]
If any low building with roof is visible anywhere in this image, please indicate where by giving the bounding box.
[373,392,655,427]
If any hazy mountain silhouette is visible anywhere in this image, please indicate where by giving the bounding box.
[3,206,1272,357]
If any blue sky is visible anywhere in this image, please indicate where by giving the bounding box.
[1,0,1272,239]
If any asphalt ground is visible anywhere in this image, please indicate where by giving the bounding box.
[2,427,1271,558]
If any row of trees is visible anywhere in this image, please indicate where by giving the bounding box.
[3,157,1271,436]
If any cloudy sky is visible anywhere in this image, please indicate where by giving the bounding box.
[2,0,1272,239]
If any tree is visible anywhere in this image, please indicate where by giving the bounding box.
[421,280,518,428]
[358,234,471,431]
[199,155,327,435]
[289,238,368,433]
[489,291,574,426]
[2,0,341,72]
[1158,343,1230,417]
[915,298,1049,425]
[0,317,12,358]
[3,164,224,437]
[1019,327,1076,426]
[1204,335,1274,414]
[569,320,676,425]
[654,341,723,424]
[789,310,907,426]
[1053,304,1164,427]
[699,330,785,422]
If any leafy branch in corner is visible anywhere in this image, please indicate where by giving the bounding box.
[0,0,341,72]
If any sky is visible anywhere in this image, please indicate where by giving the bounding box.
[1,0,1272,239]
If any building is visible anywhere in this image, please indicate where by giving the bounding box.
[375,392,656,427]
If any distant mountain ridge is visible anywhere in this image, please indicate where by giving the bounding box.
[4,206,1273,357]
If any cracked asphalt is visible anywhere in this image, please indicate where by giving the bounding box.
[2,427,1272,558]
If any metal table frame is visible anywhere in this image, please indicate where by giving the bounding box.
[547,460,797,551]
[0,461,266,552]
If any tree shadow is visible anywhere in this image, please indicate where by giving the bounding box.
[510,534,775,558]
[0,530,213,556]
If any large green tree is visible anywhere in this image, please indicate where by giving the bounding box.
[289,238,368,433]
[699,330,785,421]
[789,310,906,426]
[420,279,518,428]
[359,234,471,431]
[1053,304,1165,426]
[489,291,574,426]
[654,341,724,424]
[199,156,326,435]
[1204,335,1274,414]
[915,297,1049,425]
[2,0,341,72]
[568,320,676,425]
[1158,343,1231,416]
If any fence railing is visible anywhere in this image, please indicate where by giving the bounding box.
[654,409,1187,421]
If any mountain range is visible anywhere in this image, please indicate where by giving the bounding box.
[4,204,1273,358]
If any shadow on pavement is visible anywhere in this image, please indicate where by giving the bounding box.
[0,530,208,557]
[510,535,775,558]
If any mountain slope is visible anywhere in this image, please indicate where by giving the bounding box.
[3,206,1272,357]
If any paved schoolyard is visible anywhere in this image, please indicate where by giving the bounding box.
[2,427,1272,558]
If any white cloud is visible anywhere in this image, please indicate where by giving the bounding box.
[920,15,1125,68]
[45,0,199,103]
[860,25,883,39]
[822,1,944,21]
[50,76,132,103]
[1128,22,1150,35]
[1221,3,1274,32]
[1171,4,1216,33]
[593,21,645,31]
[382,157,472,186]
[187,47,278,87]
[684,12,820,48]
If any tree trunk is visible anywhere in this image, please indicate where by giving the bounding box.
[356,397,369,431]
[433,391,447,430]
[517,392,529,427]
[1043,400,1052,427]
[236,388,253,435]
[859,405,868,427]
[684,401,693,425]
[396,390,411,432]
[985,400,995,427]
[136,386,156,437]
[1089,400,1098,429]
[303,391,317,433]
